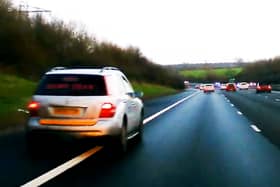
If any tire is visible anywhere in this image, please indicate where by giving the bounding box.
[136,111,144,141]
[114,119,128,154]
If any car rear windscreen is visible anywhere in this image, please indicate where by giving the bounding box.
[35,74,107,96]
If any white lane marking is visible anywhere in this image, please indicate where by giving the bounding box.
[143,91,199,124]
[21,91,199,187]
[251,125,261,132]
[21,146,103,187]
[237,111,243,115]
[275,99,280,102]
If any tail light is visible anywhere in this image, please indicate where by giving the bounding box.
[268,85,272,89]
[257,85,261,89]
[27,101,40,116]
[99,103,116,118]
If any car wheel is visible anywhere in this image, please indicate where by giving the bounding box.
[136,111,144,141]
[115,119,128,154]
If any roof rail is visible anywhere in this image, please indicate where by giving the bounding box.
[101,67,119,71]
[49,66,120,72]
[50,66,66,71]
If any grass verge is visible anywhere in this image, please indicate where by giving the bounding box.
[0,73,36,131]
[131,81,178,99]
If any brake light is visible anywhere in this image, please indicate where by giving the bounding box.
[99,103,116,118]
[27,101,40,116]
[268,85,272,89]
[257,85,261,89]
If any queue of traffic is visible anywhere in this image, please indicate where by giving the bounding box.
[195,82,272,93]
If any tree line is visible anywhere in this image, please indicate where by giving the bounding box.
[0,0,184,89]
[237,58,280,84]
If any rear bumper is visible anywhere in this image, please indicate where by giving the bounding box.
[26,117,122,139]
[256,89,271,92]
[204,90,215,92]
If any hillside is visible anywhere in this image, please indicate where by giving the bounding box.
[0,0,184,89]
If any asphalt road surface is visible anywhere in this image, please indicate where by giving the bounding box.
[1,89,280,187]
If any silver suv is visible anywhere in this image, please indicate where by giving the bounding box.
[26,67,144,152]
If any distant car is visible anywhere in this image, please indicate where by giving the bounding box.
[25,66,144,153]
[195,84,200,89]
[249,82,257,89]
[199,84,205,90]
[220,84,227,90]
[204,84,215,93]
[226,83,236,92]
[256,82,272,93]
[238,82,249,90]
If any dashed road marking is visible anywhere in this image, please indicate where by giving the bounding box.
[251,125,261,132]
[237,111,243,115]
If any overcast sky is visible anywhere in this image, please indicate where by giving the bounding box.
[12,0,280,65]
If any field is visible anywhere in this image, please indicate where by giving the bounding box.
[180,67,243,80]
[132,81,178,99]
[0,74,178,131]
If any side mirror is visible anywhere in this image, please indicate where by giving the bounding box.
[134,91,144,98]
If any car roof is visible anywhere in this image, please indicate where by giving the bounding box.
[45,67,125,77]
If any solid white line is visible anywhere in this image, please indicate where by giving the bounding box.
[143,91,199,125]
[21,146,103,187]
[21,91,199,187]
[251,125,261,132]
[237,111,243,115]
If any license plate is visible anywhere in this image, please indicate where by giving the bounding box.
[53,108,81,115]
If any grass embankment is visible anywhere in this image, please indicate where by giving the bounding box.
[0,74,178,131]
[0,74,36,131]
[132,81,178,99]
[180,67,243,80]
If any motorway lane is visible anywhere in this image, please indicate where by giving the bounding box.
[234,89,280,108]
[0,90,196,186]
[44,91,280,187]
[223,89,280,148]
[143,89,197,118]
